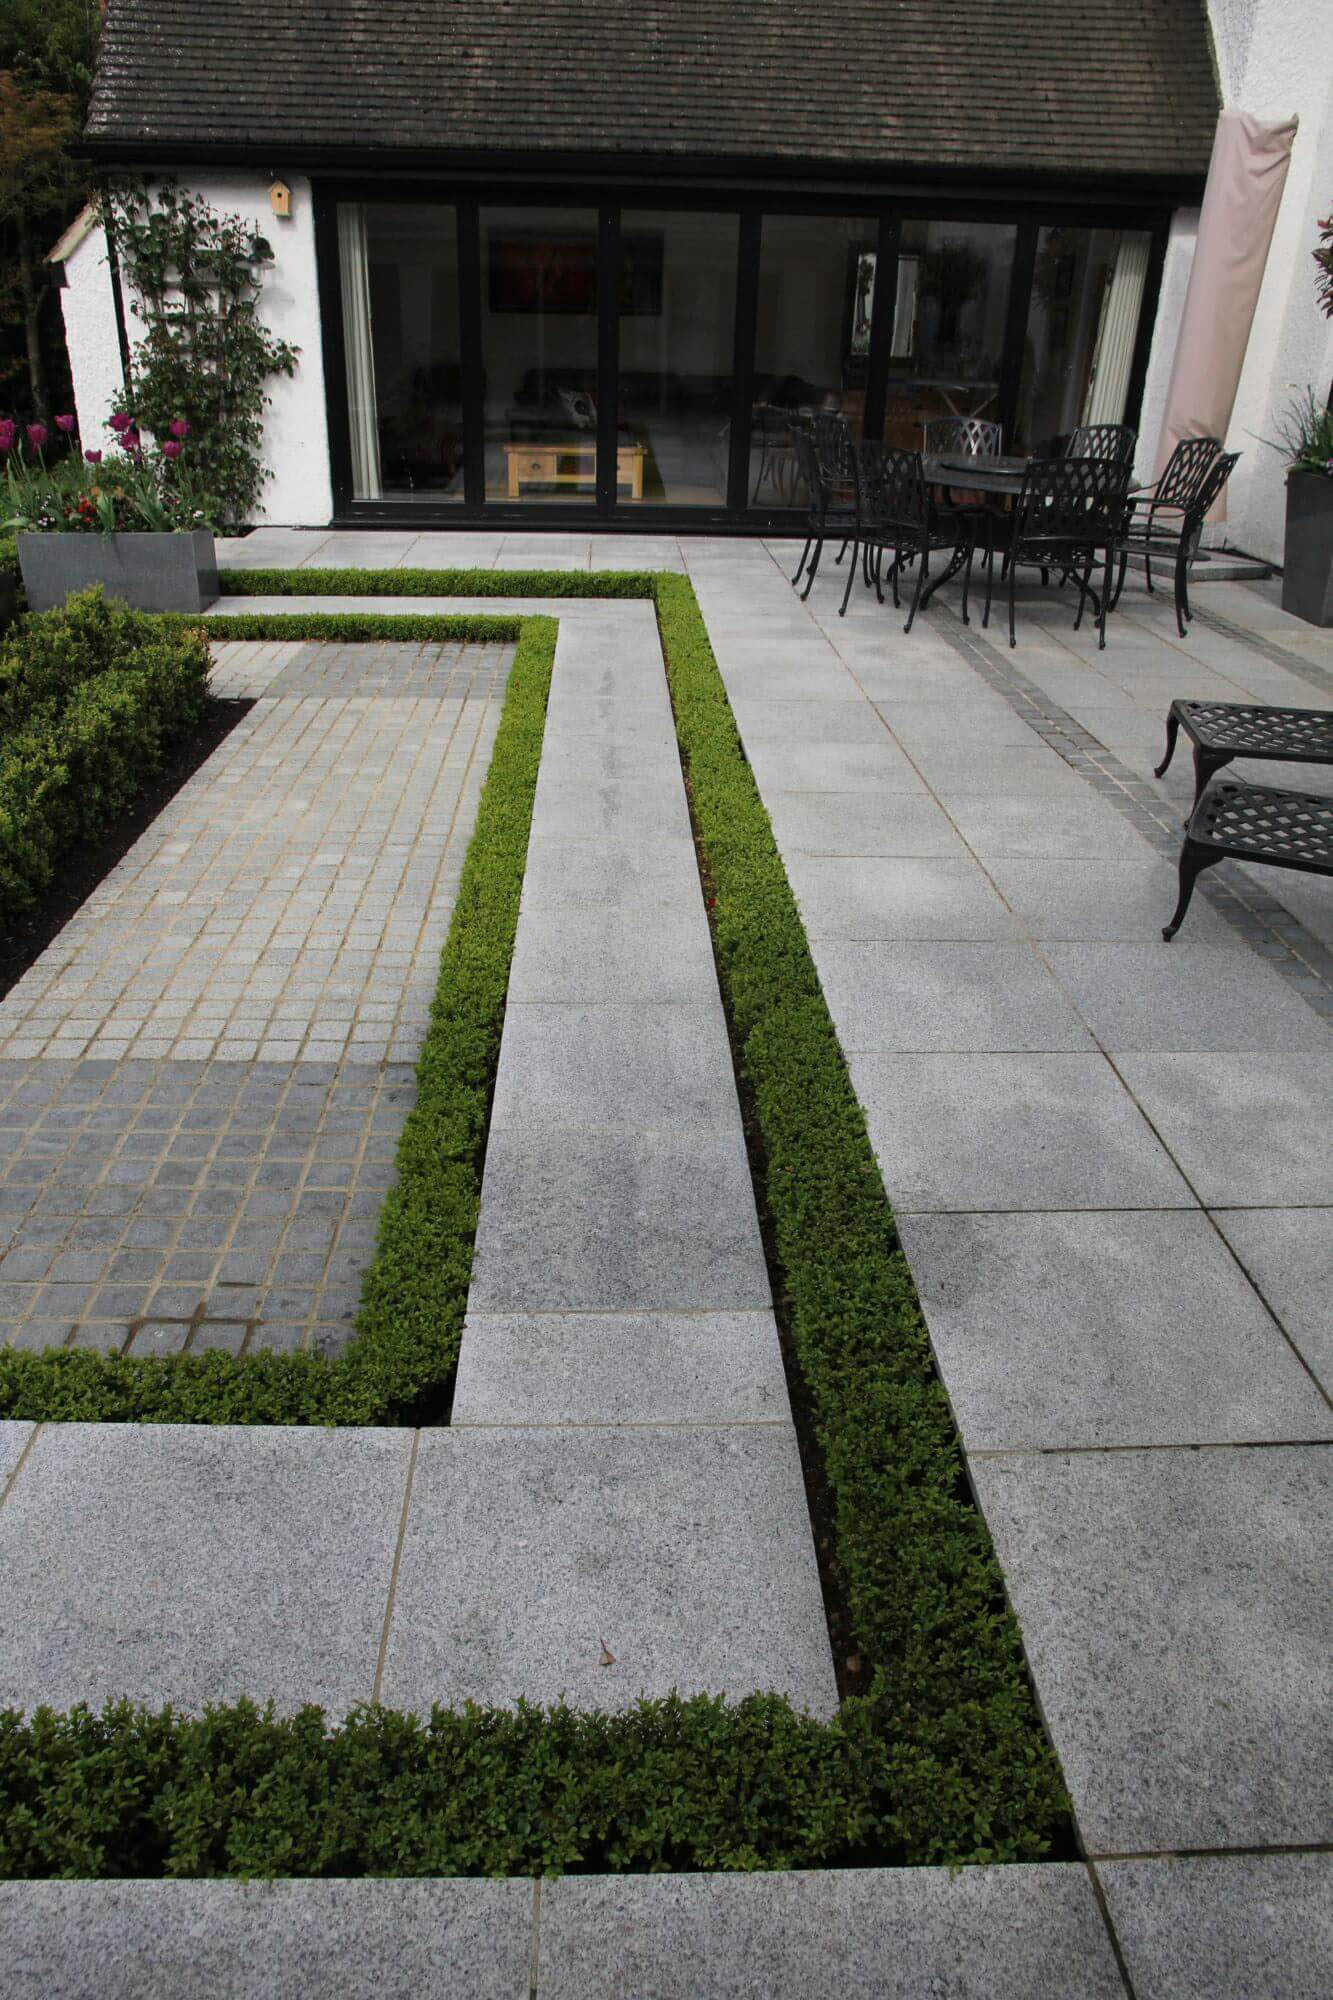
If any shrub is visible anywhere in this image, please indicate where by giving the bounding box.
[0,589,209,929]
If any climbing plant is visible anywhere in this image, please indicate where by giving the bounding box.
[107,181,299,525]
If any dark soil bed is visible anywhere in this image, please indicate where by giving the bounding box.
[0,697,253,1006]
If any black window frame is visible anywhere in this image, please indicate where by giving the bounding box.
[314,176,1171,534]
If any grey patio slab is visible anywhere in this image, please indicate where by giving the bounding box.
[379,1426,837,1717]
[0,1879,534,2000]
[528,777,692,842]
[846,1053,1192,1212]
[944,796,1151,859]
[983,855,1231,942]
[906,747,1092,800]
[1211,1208,1333,1391]
[490,1003,736,1134]
[452,1310,790,1425]
[537,736,679,786]
[0,1420,33,1487]
[814,941,1094,1052]
[896,1210,1332,1450]
[536,1865,1123,1999]
[0,1424,412,1717]
[741,736,926,794]
[470,1128,770,1311]
[971,1445,1333,1852]
[1098,1853,1333,2000]
[541,693,675,741]
[728,698,891,745]
[763,791,970,858]
[875,697,1040,747]
[1042,943,1331,1054]
[1116,1055,1333,1206]
[520,834,701,911]
[786,856,1020,941]
[507,907,719,1003]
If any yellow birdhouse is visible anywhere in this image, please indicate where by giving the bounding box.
[269,180,292,220]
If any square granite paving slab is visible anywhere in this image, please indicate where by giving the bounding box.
[971,1445,1333,1852]
[897,1210,1332,1450]
[536,1865,1124,1999]
[470,1127,770,1313]
[785,856,1020,942]
[1042,943,1331,1054]
[1116,1055,1333,1205]
[0,1424,412,1717]
[944,796,1150,860]
[0,1880,534,2000]
[507,907,719,1004]
[490,1003,736,1134]
[520,833,701,912]
[1098,1853,1333,2000]
[0,1420,34,1488]
[452,1310,790,1426]
[763,791,970,858]
[814,941,1094,1053]
[982,855,1232,943]
[1211,1208,1333,1391]
[528,777,692,843]
[742,737,926,794]
[848,1053,1192,1212]
[379,1426,837,1717]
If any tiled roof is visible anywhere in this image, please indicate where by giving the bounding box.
[86,0,1219,183]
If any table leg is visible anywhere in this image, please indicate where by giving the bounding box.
[507,455,520,499]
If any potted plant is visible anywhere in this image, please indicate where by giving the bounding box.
[3,411,220,612]
[1275,386,1333,627]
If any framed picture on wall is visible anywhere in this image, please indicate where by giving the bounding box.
[488,231,664,314]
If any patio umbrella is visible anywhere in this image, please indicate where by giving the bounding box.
[1153,107,1298,518]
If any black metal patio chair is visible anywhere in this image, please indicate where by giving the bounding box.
[1110,434,1224,609]
[923,417,1003,459]
[973,455,1133,649]
[1066,422,1138,464]
[790,413,859,601]
[857,440,973,632]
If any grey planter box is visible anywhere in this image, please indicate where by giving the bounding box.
[17,530,219,614]
[1280,472,1333,627]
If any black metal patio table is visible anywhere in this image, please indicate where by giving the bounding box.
[914,451,1033,606]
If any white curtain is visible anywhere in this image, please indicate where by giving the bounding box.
[337,203,382,500]
[1082,232,1151,426]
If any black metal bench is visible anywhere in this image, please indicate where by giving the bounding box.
[1163,780,1333,939]
[1156,699,1333,807]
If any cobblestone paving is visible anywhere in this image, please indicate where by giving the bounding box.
[0,639,512,1356]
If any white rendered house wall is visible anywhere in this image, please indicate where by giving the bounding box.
[58,175,333,527]
[1135,0,1333,563]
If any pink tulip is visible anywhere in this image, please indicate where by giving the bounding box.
[0,419,14,451]
[55,413,76,433]
[162,439,182,458]
[84,449,103,464]
[26,423,48,448]
[168,417,189,439]
[108,411,133,433]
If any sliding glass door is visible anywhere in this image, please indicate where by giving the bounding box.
[325,192,1166,522]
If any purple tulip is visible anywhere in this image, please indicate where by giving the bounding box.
[25,424,48,449]
[0,419,14,452]
[55,413,76,433]
[108,411,133,433]
[168,417,189,439]
[162,439,182,458]
[84,449,103,464]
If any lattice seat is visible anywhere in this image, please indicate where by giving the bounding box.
[1162,781,1333,939]
[1156,698,1333,807]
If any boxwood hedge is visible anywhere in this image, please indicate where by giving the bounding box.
[0,568,1070,1877]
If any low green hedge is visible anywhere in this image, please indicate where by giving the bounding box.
[0,591,210,933]
[0,567,1069,1875]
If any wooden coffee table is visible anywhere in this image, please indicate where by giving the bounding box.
[503,439,645,499]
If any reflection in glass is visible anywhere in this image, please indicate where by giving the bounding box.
[480,207,600,504]
[617,212,738,507]
[1014,228,1152,454]
[882,219,1016,449]
[751,216,877,506]
[338,202,464,502]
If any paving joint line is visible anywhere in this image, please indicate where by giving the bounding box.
[371,1428,421,1705]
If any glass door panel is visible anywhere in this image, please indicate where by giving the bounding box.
[751,215,878,507]
[615,212,738,508]
[1013,227,1152,454]
[479,206,600,505]
[882,219,1016,448]
[337,201,464,502]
